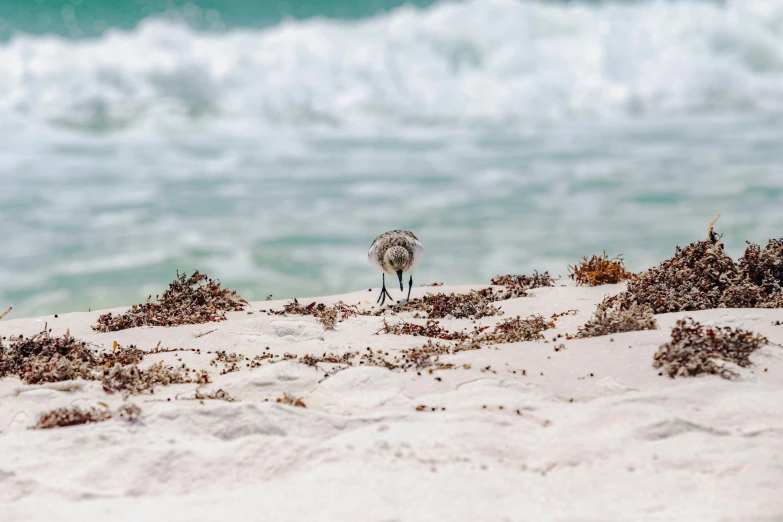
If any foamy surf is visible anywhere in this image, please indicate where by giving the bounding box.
[1,0,782,131]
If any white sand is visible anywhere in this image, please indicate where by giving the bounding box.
[1,282,782,521]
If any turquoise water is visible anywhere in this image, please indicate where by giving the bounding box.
[0,0,441,39]
[1,0,783,318]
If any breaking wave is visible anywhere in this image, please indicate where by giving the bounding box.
[1,0,782,130]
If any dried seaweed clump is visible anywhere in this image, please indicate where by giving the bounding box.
[653,318,768,379]
[93,271,247,332]
[628,235,743,312]
[569,253,633,286]
[379,319,471,341]
[740,239,783,290]
[424,290,503,319]
[0,328,209,396]
[614,227,783,313]
[33,406,112,429]
[101,341,145,366]
[382,289,504,319]
[275,299,360,330]
[602,217,742,313]
[491,271,554,289]
[737,239,783,308]
[576,298,657,338]
[0,328,125,384]
[491,271,555,298]
[478,315,553,344]
[32,403,140,430]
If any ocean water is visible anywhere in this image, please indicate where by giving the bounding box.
[2,0,783,318]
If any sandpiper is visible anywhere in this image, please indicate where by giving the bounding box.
[367,230,424,306]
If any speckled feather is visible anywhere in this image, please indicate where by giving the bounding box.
[368,230,424,275]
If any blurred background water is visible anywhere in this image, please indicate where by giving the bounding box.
[1,0,783,317]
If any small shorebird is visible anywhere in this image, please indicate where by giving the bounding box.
[367,230,424,306]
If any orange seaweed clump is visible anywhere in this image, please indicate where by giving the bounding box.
[569,252,633,286]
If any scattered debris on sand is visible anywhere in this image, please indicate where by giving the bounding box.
[328,312,556,377]
[490,271,556,298]
[491,271,555,289]
[379,319,473,341]
[270,299,360,330]
[653,317,769,379]
[182,388,235,402]
[210,351,245,374]
[569,253,633,286]
[478,315,553,344]
[357,272,554,320]
[380,313,553,345]
[93,271,247,332]
[196,388,234,402]
[270,272,553,324]
[32,403,140,430]
[379,288,505,319]
[4,231,777,399]
[299,338,478,376]
[0,327,210,395]
[101,361,209,395]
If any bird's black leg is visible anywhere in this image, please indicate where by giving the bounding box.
[406,275,413,302]
[376,274,385,304]
[377,274,394,306]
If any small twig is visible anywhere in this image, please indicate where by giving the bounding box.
[194,329,217,338]
[0,306,11,320]
[708,213,721,243]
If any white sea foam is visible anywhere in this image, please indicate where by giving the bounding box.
[1,0,782,130]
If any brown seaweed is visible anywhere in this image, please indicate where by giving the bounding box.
[653,318,769,379]
[576,299,657,338]
[569,253,634,286]
[93,271,247,332]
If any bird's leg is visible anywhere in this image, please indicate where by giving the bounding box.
[377,274,394,306]
[376,274,385,304]
[406,275,413,302]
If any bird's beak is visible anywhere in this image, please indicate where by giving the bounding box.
[396,269,403,291]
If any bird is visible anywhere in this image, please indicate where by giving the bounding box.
[367,230,424,306]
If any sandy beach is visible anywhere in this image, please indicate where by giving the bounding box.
[1,278,782,521]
